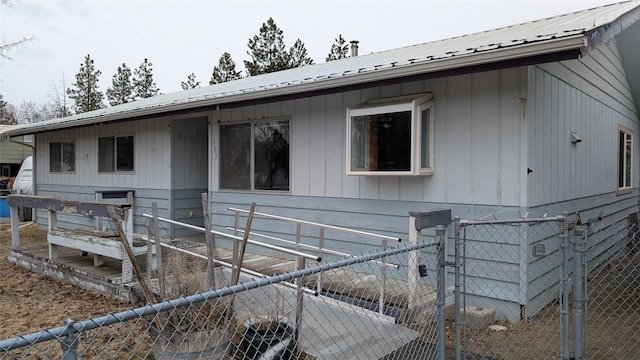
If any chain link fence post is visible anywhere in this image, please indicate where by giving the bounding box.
[60,319,78,360]
[453,216,462,360]
[558,213,571,360]
[436,225,447,360]
[572,225,587,360]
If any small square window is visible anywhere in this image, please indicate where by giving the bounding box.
[346,94,434,176]
[50,141,75,173]
[618,125,633,194]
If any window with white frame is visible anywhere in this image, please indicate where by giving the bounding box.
[618,125,633,193]
[220,118,290,191]
[347,94,434,175]
[50,141,75,172]
[98,135,134,172]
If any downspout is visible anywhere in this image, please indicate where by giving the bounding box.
[518,66,530,315]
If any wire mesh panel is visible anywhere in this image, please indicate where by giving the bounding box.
[0,242,441,360]
[582,217,640,359]
[454,217,564,360]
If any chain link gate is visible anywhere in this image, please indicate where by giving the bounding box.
[448,212,640,360]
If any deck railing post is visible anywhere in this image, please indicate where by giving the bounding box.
[317,227,324,295]
[379,239,388,315]
[10,203,20,248]
[151,202,165,299]
[295,255,305,343]
[232,210,240,282]
[408,215,420,310]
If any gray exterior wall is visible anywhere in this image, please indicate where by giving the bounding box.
[33,116,172,232]
[27,39,639,321]
[521,39,640,318]
[210,67,526,207]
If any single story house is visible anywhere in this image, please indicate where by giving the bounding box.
[4,1,640,321]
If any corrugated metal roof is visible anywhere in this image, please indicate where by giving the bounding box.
[4,0,639,137]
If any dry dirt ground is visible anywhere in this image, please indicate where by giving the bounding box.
[0,222,134,355]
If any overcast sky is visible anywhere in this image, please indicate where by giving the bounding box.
[0,0,618,107]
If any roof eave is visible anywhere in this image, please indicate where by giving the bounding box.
[4,36,587,138]
[583,3,640,57]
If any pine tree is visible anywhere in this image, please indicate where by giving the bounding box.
[133,58,159,99]
[289,39,314,67]
[244,17,292,76]
[181,72,201,90]
[66,54,105,113]
[106,63,134,106]
[210,52,243,85]
[326,34,349,61]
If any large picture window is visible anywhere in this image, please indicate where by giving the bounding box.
[618,125,633,194]
[99,135,134,172]
[347,94,434,175]
[50,141,75,173]
[220,118,290,191]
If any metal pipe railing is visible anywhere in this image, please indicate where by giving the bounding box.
[141,213,320,262]
[228,207,401,242]
[229,206,402,317]
[141,236,317,296]
[228,227,400,269]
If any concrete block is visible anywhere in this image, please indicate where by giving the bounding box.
[444,304,496,329]
[466,306,496,329]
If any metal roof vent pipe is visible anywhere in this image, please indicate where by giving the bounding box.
[350,40,359,57]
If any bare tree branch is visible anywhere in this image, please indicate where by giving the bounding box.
[0,36,36,60]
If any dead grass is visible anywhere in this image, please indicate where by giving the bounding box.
[0,222,150,358]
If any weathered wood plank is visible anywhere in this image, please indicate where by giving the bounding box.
[7,195,130,218]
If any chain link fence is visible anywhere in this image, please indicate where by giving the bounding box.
[3,210,640,359]
[581,215,640,359]
[451,212,640,360]
[0,242,443,360]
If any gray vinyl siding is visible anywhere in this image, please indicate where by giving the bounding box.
[33,117,174,235]
[525,190,638,316]
[208,191,518,257]
[529,40,640,207]
[35,117,173,190]
[211,67,526,207]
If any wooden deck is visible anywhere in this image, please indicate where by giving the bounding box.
[9,234,437,311]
